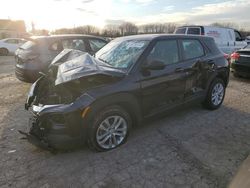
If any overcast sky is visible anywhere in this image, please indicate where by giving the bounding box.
[1,0,250,30]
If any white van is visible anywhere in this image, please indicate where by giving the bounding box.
[174,26,247,54]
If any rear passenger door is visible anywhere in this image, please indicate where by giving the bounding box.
[179,39,207,100]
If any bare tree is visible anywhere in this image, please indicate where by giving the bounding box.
[74,25,99,35]
[210,22,239,30]
[139,23,177,34]
[102,24,120,37]
[119,22,138,36]
[164,23,177,33]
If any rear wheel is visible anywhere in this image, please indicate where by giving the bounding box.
[0,48,9,56]
[87,105,131,151]
[203,78,225,110]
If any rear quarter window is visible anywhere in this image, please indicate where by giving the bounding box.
[187,28,201,35]
[181,39,204,60]
[89,39,107,52]
[175,28,186,34]
[203,38,221,55]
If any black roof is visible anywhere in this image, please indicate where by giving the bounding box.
[115,34,213,41]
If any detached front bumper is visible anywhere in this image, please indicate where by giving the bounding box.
[21,76,95,150]
[19,130,51,150]
[20,111,85,150]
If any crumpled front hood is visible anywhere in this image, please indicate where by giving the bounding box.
[50,49,126,85]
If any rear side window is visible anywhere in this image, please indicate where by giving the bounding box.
[147,40,179,65]
[62,39,87,52]
[187,28,201,35]
[175,28,186,34]
[181,39,204,60]
[89,39,107,52]
[5,39,18,44]
[203,38,221,55]
[50,41,63,51]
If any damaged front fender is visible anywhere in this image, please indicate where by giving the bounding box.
[33,93,95,116]
[21,93,96,150]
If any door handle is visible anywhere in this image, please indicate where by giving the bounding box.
[175,67,184,72]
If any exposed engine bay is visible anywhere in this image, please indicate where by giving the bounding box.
[30,49,124,107]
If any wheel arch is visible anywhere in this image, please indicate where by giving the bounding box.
[0,47,9,55]
[205,67,229,93]
[86,92,142,127]
[216,67,229,86]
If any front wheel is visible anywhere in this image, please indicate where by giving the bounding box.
[87,105,131,151]
[203,78,226,110]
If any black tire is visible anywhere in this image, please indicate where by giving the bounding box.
[203,78,226,110]
[87,105,132,152]
[0,48,9,56]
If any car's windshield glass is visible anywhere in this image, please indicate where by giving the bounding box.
[244,44,250,49]
[95,39,149,69]
[20,40,37,50]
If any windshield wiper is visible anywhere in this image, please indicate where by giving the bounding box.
[98,58,110,65]
[97,58,123,70]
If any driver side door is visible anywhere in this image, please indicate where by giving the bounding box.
[139,39,187,117]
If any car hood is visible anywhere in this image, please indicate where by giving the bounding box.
[50,49,126,85]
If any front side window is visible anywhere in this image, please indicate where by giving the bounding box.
[181,39,204,60]
[147,40,179,65]
[234,31,242,41]
[95,39,149,69]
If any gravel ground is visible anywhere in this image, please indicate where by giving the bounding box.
[0,56,249,188]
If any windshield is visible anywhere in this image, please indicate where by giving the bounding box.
[95,39,149,69]
[244,44,250,49]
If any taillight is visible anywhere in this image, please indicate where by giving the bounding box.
[231,52,240,61]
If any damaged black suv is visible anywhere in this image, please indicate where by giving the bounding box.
[21,34,229,151]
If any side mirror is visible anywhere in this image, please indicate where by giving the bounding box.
[143,60,165,70]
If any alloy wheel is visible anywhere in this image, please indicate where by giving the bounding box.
[96,115,128,149]
[211,83,224,106]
